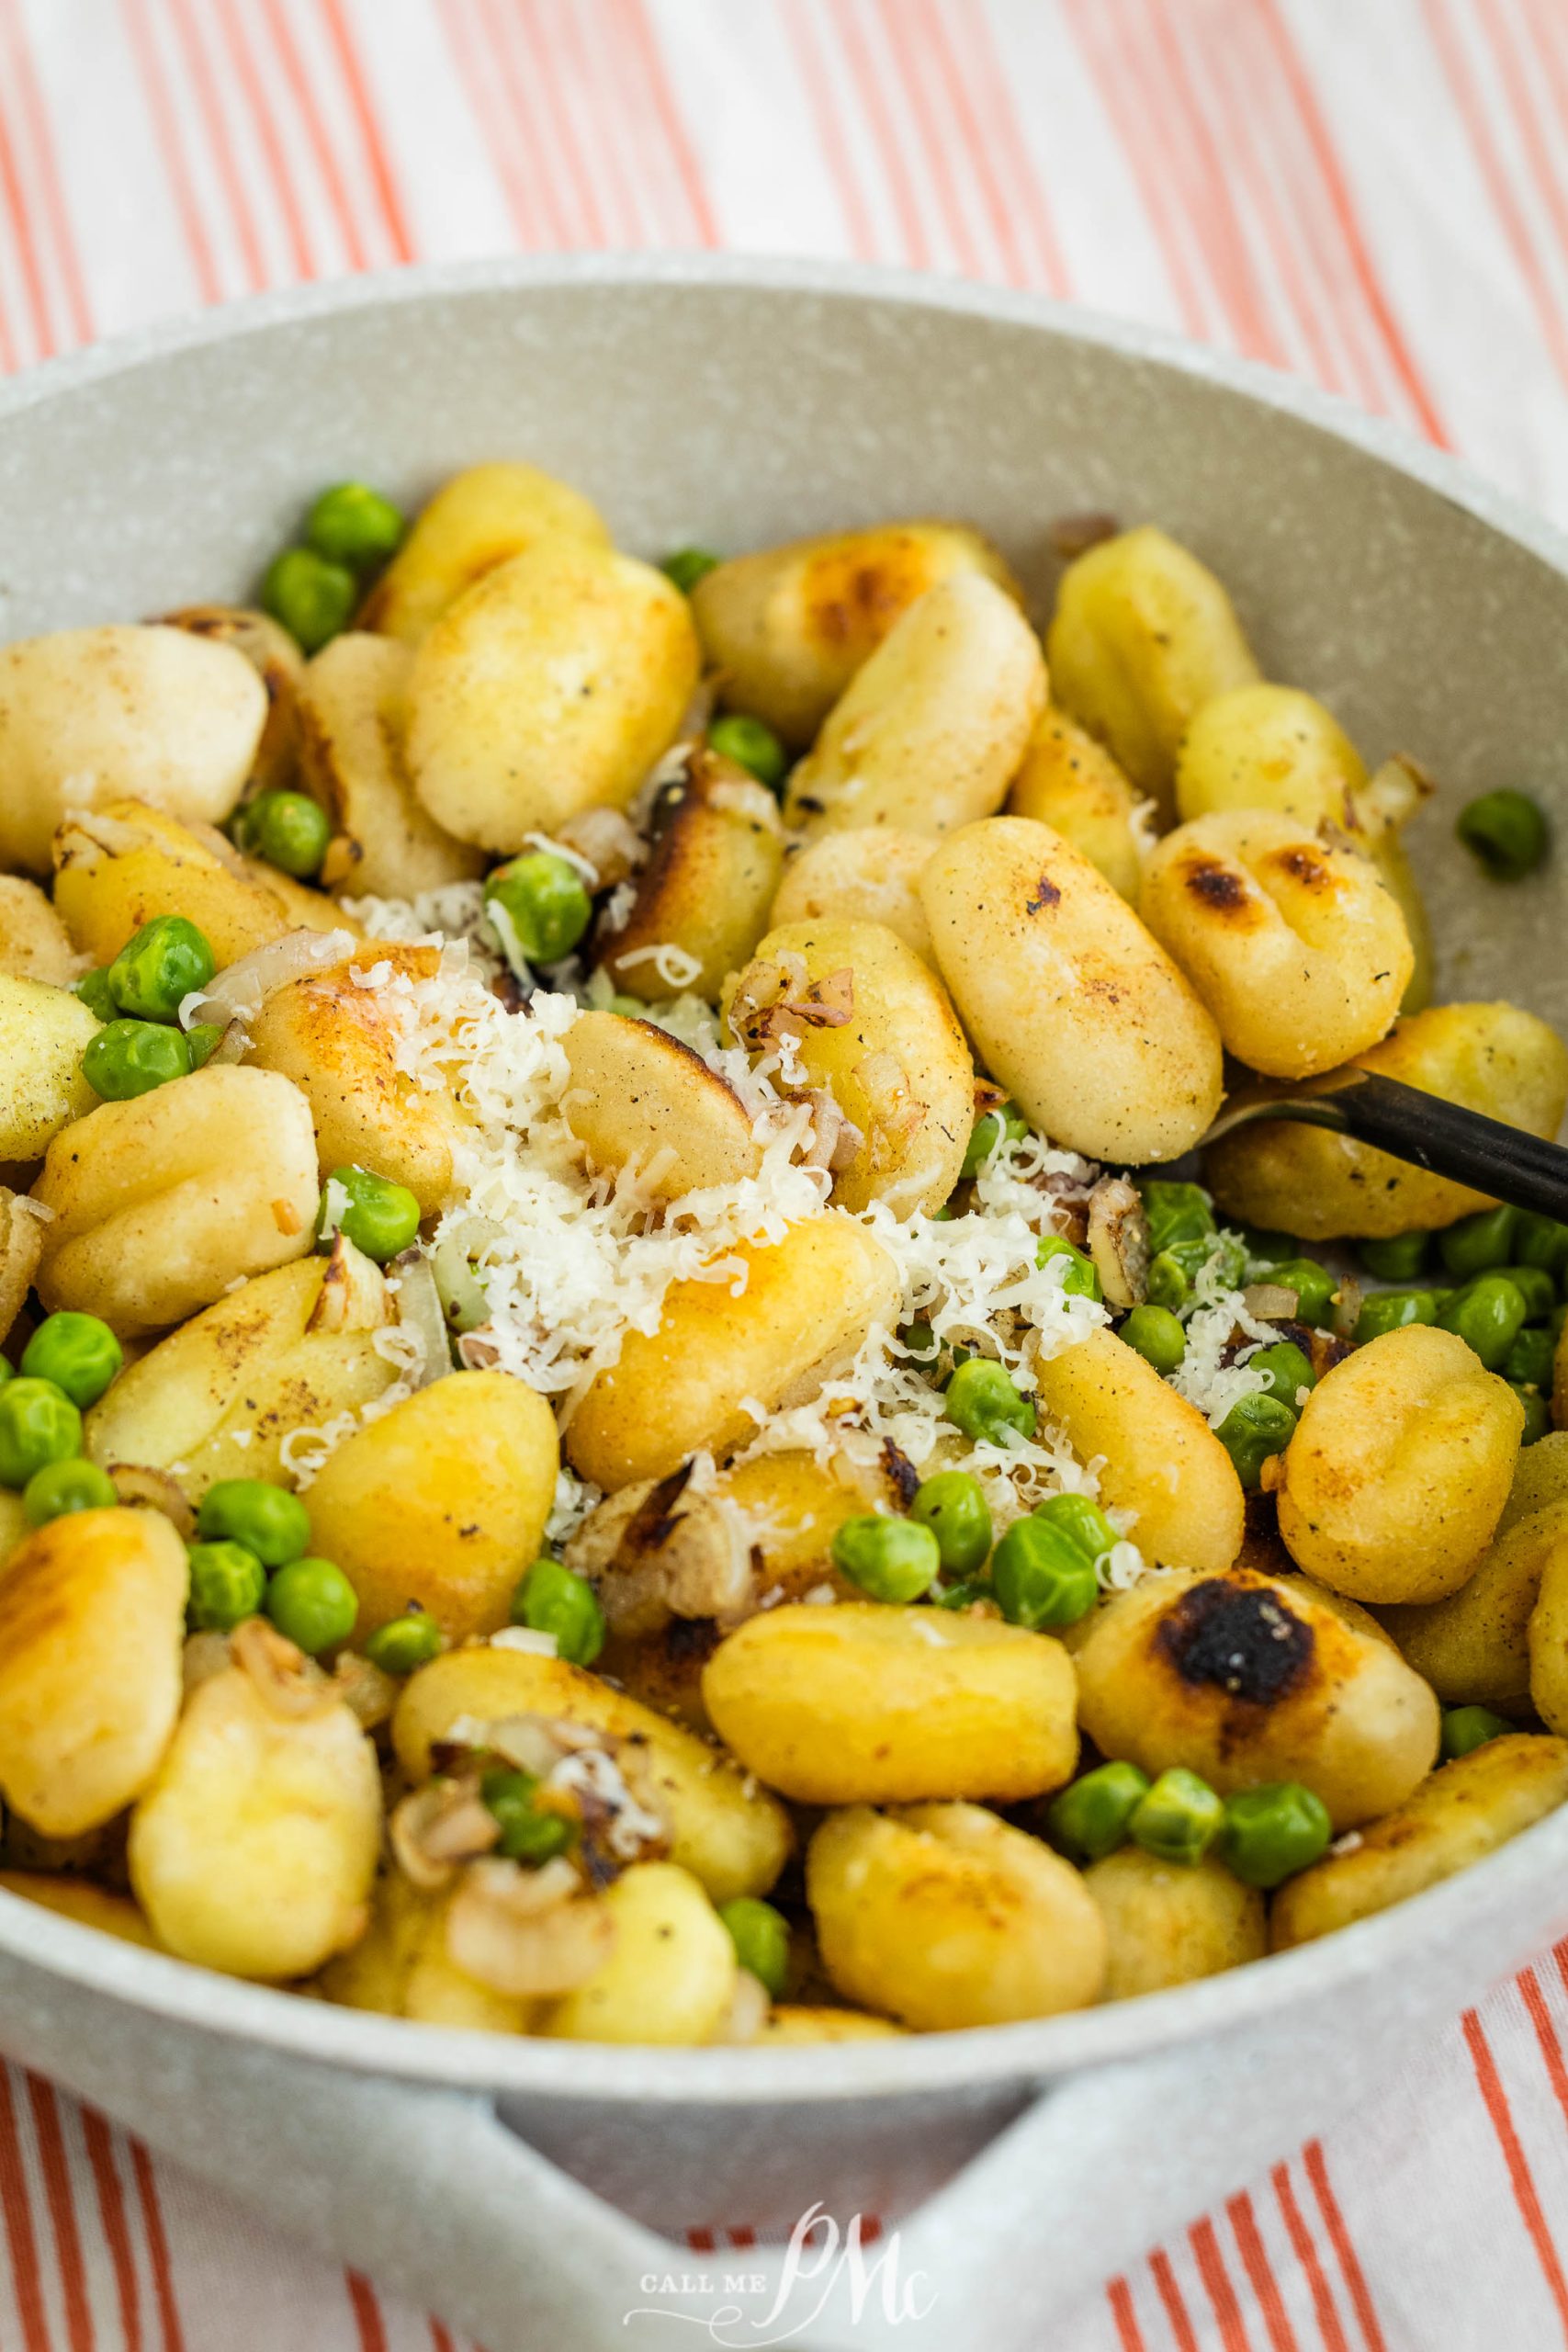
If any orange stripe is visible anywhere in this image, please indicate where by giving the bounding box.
[936,0,1071,294]
[428,2324,457,2352]
[27,2077,95,2352]
[552,0,642,245]
[1190,2214,1255,2352]
[1461,2008,1568,2339]
[1422,0,1568,388]
[118,0,221,301]
[318,0,415,262]
[520,0,612,245]
[260,0,370,269]
[82,2112,142,2352]
[1059,0,1210,337]
[686,2227,716,2253]
[1108,2275,1147,2352]
[164,0,269,289]
[1149,2248,1201,2352]
[618,0,717,244]
[1302,2143,1387,2352]
[436,0,545,246]
[0,0,91,345]
[1269,2162,1349,2352]
[778,0,879,258]
[824,0,931,264]
[346,2269,389,2352]
[0,80,46,360]
[1520,1962,1568,2132]
[0,2067,51,2352]
[1524,0,1568,167]
[1253,0,1450,440]
[130,2142,185,2352]
[1475,0,1568,279]
[219,0,317,278]
[1228,2191,1300,2352]
[874,0,984,275]
[1136,0,1289,365]
[481,0,573,244]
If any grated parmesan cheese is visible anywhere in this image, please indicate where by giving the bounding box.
[1167,1230,1285,1430]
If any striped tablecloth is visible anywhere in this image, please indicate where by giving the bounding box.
[4,4,1568,2346]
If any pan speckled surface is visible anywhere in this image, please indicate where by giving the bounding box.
[2,257,1567,2271]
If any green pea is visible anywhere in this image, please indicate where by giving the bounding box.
[931,1576,993,1611]
[1214,1392,1297,1491]
[107,914,216,1021]
[1440,1702,1515,1760]
[1494,1265,1557,1323]
[1130,1767,1224,1866]
[1145,1249,1194,1313]
[1354,1288,1438,1344]
[73,966,118,1023]
[991,1494,1114,1630]
[661,547,720,594]
[708,712,788,790]
[1244,1340,1316,1408]
[1035,1234,1102,1301]
[20,1313,122,1409]
[261,546,357,654]
[962,1103,1029,1178]
[1456,787,1550,881]
[1235,1224,1300,1272]
[265,1555,357,1653]
[1221,1781,1332,1889]
[511,1557,606,1665]
[480,1768,577,1866]
[1514,1213,1568,1275]
[243,788,331,881]
[186,1539,268,1633]
[830,1514,941,1603]
[197,1476,311,1568]
[0,1379,82,1489]
[1359,1231,1429,1282]
[318,1165,422,1263]
[1269,1258,1336,1329]
[1439,1204,1519,1279]
[186,1023,224,1071]
[82,1017,191,1101]
[1513,1385,1553,1446]
[1138,1180,1214,1254]
[1046,1760,1151,1861]
[364,1611,446,1676]
[305,481,405,572]
[1437,1274,1528,1370]
[484,851,593,968]
[943,1357,1036,1447]
[21,1457,118,1527]
[717,1896,790,1997]
[908,1471,991,1576]
[1118,1304,1186,1374]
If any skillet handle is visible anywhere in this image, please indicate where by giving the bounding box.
[0,1925,1438,2352]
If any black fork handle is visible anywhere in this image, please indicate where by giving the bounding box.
[1203,1070,1568,1225]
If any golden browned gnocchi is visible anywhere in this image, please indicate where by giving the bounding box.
[32,1065,321,1337]
[5,461,1567,2057]
[691,519,1019,747]
[1206,1001,1568,1238]
[0,625,267,873]
[566,1215,899,1490]
[783,573,1044,838]
[1073,1568,1438,1828]
[406,536,699,852]
[1139,810,1412,1078]
[768,827,936,959]
[1276,1327,1522,1604]
[702,1603,1077,1805]
[724,918,973,1216]
[921,816,1224,1163]
[1006,706,1148,900]
[807,1803,1105,2028]
[1045,526,1260,815]
[0,1509,186,1837]
[1271,1735,1568,1948]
